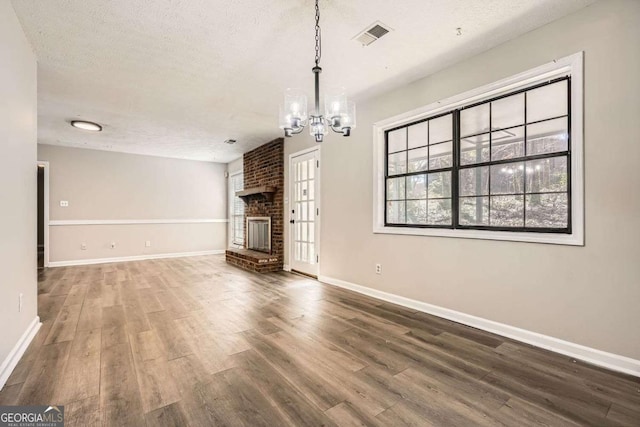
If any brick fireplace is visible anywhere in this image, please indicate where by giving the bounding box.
[225,138,284,272]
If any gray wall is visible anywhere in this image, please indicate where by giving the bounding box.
[38,145,228,262]
[0,0,38,380]
[286,0,640,360]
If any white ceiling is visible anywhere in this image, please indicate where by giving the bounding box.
[11,0,595,163]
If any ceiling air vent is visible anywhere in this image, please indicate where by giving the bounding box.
[354,22,392,46]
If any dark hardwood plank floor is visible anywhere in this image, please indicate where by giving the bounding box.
[2,255,638,426]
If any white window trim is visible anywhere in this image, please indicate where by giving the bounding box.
[228,170,244,247]
[372,52,584,246]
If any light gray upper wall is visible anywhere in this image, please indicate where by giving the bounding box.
[38,145,227,220]
[0,0,38,378]
[287,0,640,360]
[38,145,228,262]
[227,157,243,175]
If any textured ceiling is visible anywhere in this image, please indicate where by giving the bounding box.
[11,0,595,163]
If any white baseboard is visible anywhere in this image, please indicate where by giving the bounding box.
[283,264,291,272]
[318,275,640,378]
[48,249,225,267]
[0,316,41,390]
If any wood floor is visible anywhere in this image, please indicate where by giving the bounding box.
[1,256,638,426]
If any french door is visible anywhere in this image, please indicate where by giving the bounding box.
[289,148,320,277]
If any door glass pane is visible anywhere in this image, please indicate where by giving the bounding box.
[527,118,568,155]
[308,222,315,243]
[296,202,301,220]
[301,202,308,221]
[308,179,315,200]
[301,222,307,242]
[302,242,308,262]
[301,159,308,180]
[408,121,428,149]
[492,93,524,129]
[429,114,452,144]
[295,242,301,260]
[490,195,524,227]
[308,201,315,221]
[301,181,308,200]
[460,103,490,137]
[408,148,428,173]
[295,222,301,241]
[527,81,568,122]
[308,159,315,179]
[388,128,407,153]
[459,197,489,226]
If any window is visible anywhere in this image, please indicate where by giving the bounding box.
[374,53,583,245]
[229,172,244,246]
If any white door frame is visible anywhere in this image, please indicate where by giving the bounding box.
[288,146,321,277]
[37,161,50,267]
[228,170,244,248]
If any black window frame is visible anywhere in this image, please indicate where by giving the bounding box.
[384,76,572,234]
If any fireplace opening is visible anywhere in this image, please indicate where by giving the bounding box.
[246,216,271,254]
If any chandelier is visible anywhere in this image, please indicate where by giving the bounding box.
[279,0,356,143]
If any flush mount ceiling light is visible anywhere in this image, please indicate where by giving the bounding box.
[70,120,102,132]
[278,0,356,143]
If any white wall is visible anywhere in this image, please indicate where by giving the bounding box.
[286,0,640,361]
[38,145,228,263]
[0,0,38,387]
[227,157,243,175]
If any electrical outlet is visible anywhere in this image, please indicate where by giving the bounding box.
[59,200,69,207]
[110,242,116,249]
[375,263,382,274]
[19,293,23,312]
[145,241,151,247]
[81,243,87,250]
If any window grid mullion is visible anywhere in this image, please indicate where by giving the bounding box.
[523,91,528,227]
[426,120,430,223]
[405,128,409,223]
[488,102,492,227]
[452,110,460,229]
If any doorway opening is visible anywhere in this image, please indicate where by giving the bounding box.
[37,161,49,270]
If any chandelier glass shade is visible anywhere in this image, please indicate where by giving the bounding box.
[279,0,356,143]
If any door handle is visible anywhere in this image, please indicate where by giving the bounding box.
[290,219,295,224]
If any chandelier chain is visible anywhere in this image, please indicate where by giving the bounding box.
[314,0,321,66]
